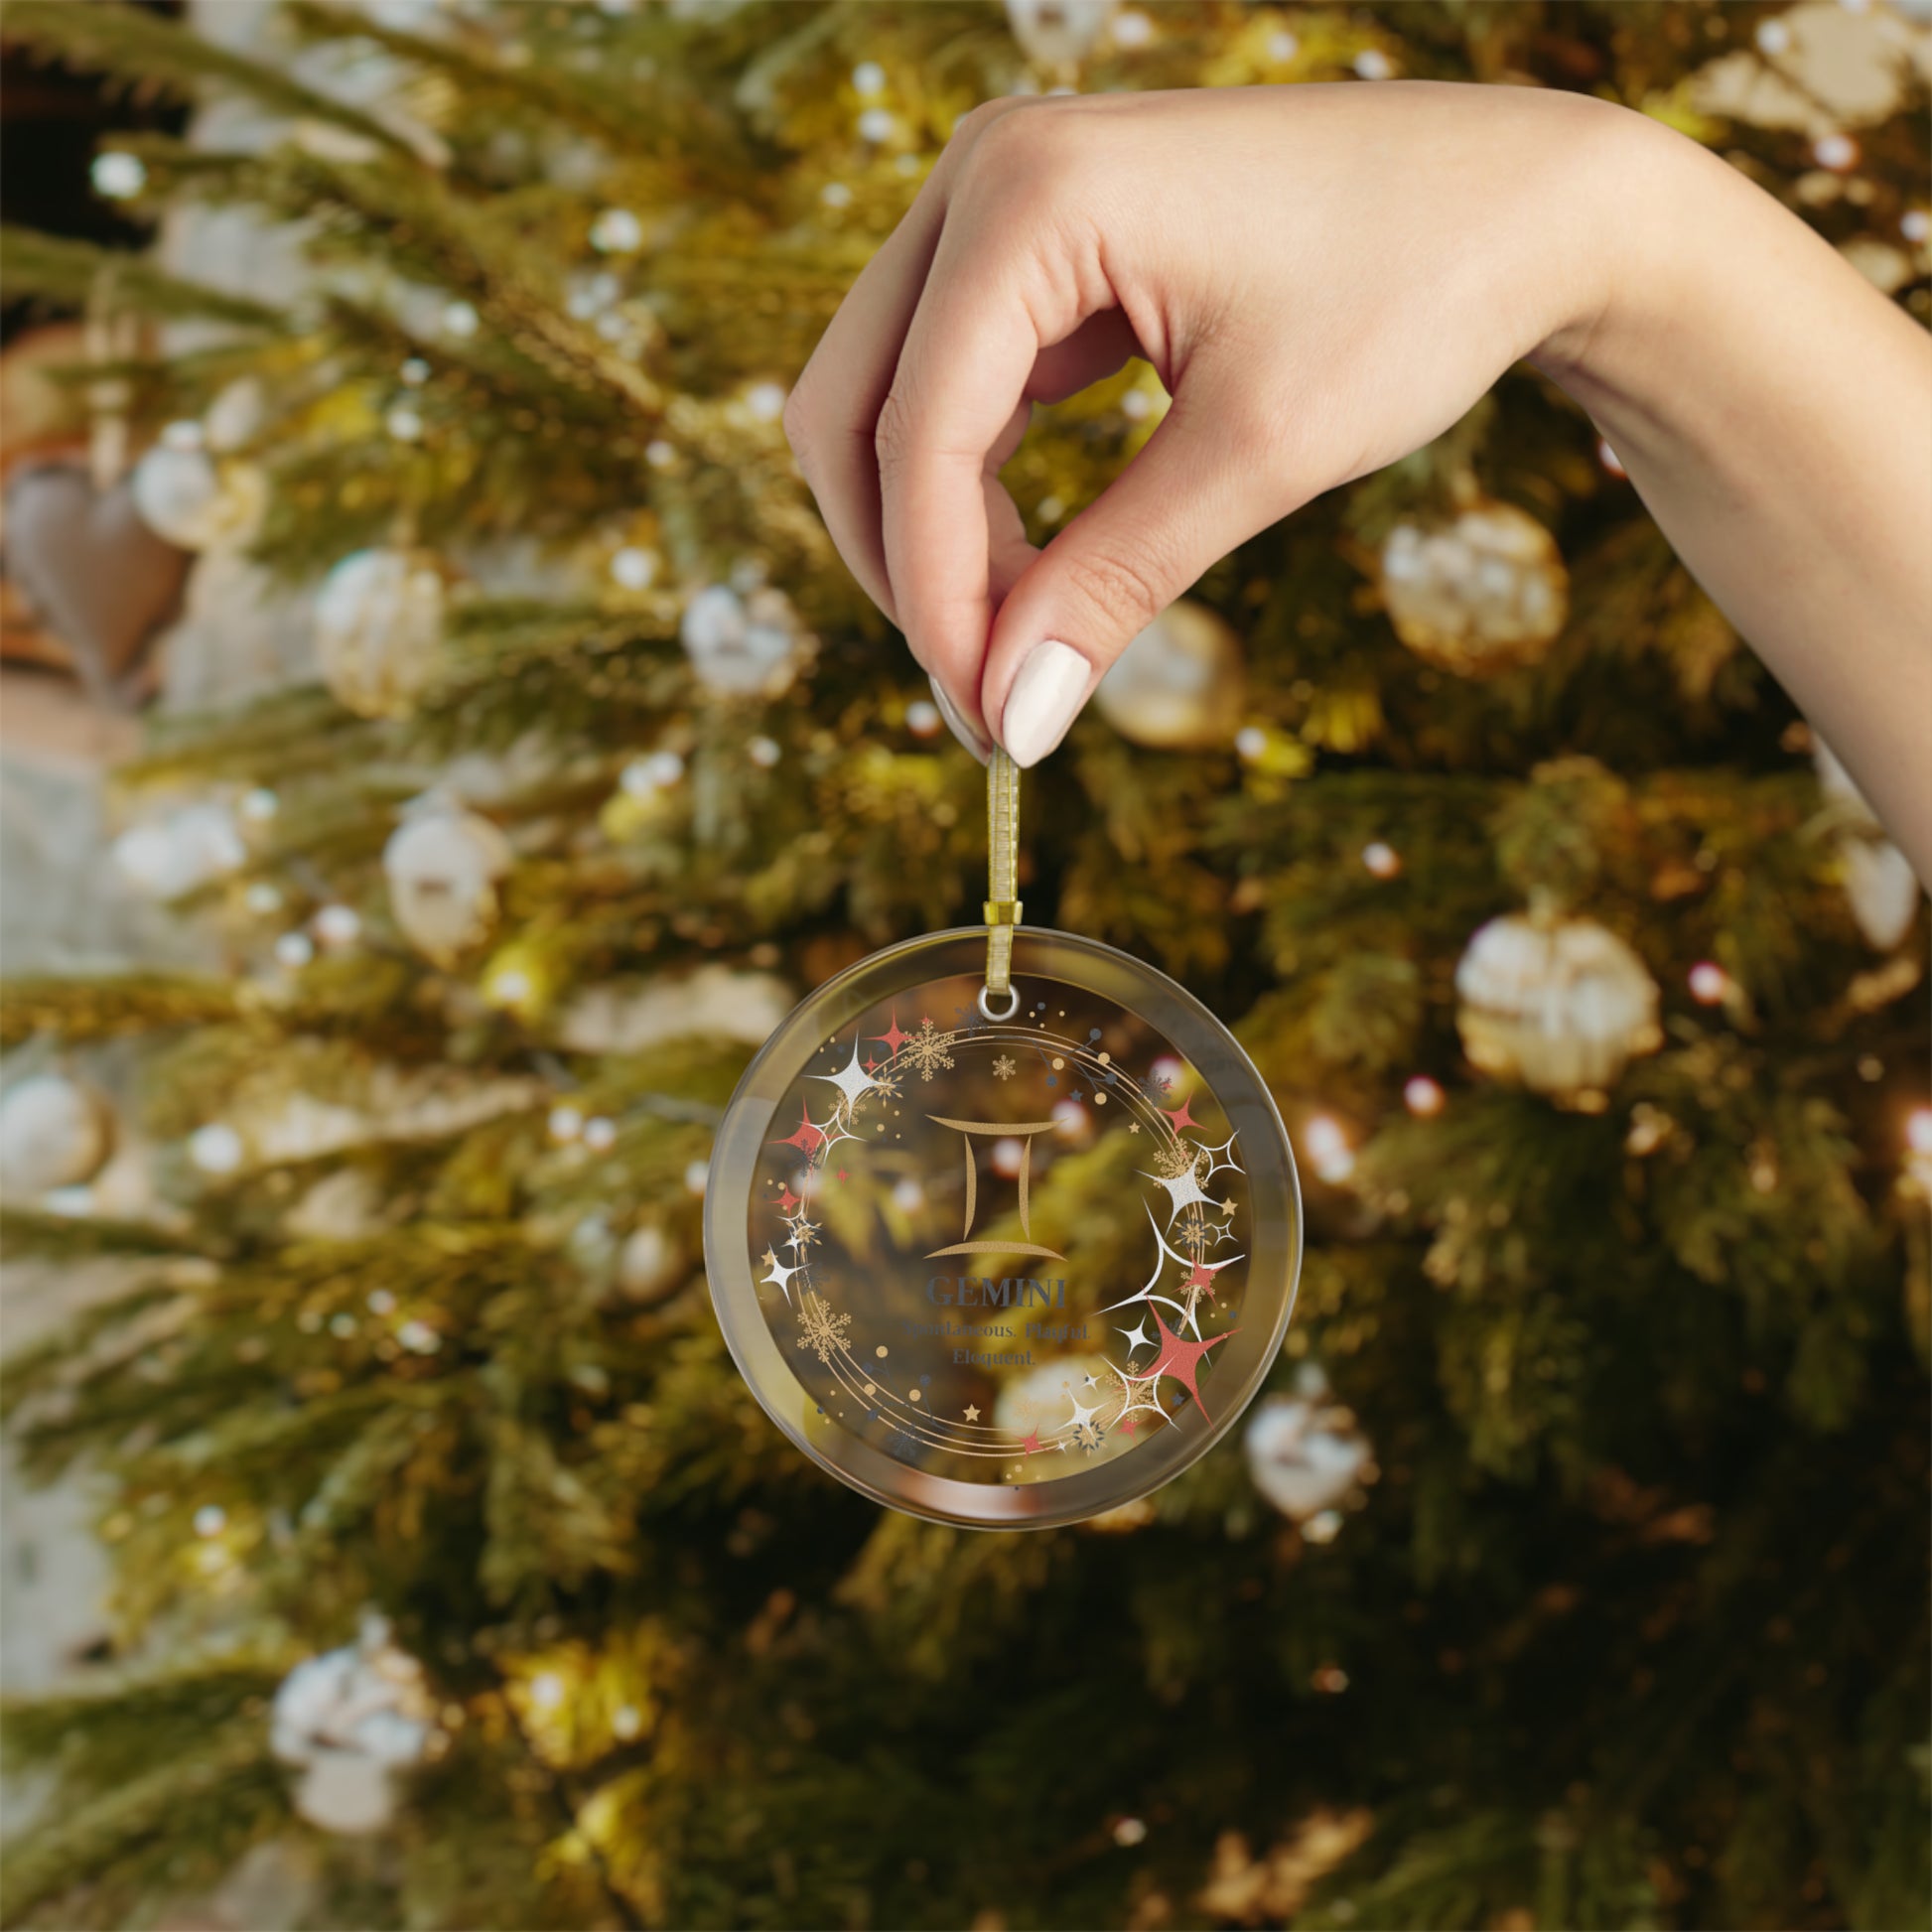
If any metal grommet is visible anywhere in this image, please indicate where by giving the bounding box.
[977,983,1020,1023]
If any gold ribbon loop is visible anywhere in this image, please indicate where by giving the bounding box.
[984,748,1021,1007]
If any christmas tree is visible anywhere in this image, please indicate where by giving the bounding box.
[2,3,1928,1927]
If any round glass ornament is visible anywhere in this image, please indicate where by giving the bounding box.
[706,925,1302,1528]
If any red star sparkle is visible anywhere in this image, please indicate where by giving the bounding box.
[770,1101,825,1154]
[1131,1311,1236,1424]
[775,1184,800,1212]
[874,1010,910,1056]
[1183,1262,1217,1298]
[1165,1096,1199,1132]
[1021,1429,1041,1456]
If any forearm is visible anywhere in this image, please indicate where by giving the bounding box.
[1534,111,1932,882]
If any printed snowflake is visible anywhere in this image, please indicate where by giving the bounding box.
[1155,1137,1205,1181]
[784,1213,820,1256]
[901,1018,956,1082]
[870,1071,900,1099]
[794,1293,853,1364]
[1176,1204,1212,1260]
[993,1055,1018,1080]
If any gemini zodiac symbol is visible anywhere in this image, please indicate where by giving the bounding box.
[923,1116,1066,1260]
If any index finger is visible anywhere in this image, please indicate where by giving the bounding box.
[782,191,950,626]
[875,212,1070,721]
[782,101,1032,629]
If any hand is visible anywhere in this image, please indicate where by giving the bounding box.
[784,82,1932,880]
[784,82,1617,763]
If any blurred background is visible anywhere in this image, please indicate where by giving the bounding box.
[0,3,1928,1928]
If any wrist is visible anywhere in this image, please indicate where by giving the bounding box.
[1526,104,1734,440]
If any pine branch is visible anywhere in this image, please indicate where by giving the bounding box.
[78,134,664,420]
[0,226,285,331]
[257,151,666,415]
[0,973,238,1049]
[0,1279,184,1436]
[125,683,372,786]
[1,0,414,156]
[284,0,761,192]
[1,1654,284,1785]
[0,1700,284,1927]
[0,1209,201,1264]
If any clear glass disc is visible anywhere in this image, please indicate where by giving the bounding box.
[705,928,1303,1528]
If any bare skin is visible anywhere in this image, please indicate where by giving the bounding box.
[782,83,1932,881]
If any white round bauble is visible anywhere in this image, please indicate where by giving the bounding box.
[91,151,146,201]
[130,445,267,552]
[1095,598,1246,751]
[315,549,449,719]
[271,1648,355,1750]
[0,1074,113,1195]
[679,585,743,653]
[590,207,645,254]
[353,1702,436,1768]
[272,1617,436,1834]
[1380,500,1569,675]
[992,1355,1118,1440]
[1244,1387,1374,1523]
[292,1747,399,1836]
[610,544,657,591]
[1455,913,1662,1100]
[1005,0,1117,68]
[678,583,801,696]
[189,1123,246,1174]
[617,1222,684,1304]
[1814,738,1922,950]
[112,801,246,901]
[382,806,513,965]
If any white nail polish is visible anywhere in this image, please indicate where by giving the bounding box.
[1000,639,1090,768]
[928,675,990,763]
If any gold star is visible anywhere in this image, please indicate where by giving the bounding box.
[963,1404,981,1422]
[760,1248,779,1269]
[1129,1122,1141,1133]
[1221,1198,1236,1214]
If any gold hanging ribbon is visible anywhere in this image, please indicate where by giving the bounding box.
[982,748,1022,1016]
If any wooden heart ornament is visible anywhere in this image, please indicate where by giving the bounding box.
[3,462,192,706]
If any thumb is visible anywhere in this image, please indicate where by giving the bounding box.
[981,383,1284,768]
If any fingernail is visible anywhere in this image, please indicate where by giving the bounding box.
[928,675,990,763]
[1000,639,1090,768]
